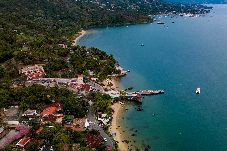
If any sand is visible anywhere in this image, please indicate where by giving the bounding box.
[102,78,121,90]
[72,30,87,46]
[109,102,129,151]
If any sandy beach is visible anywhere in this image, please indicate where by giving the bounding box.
[109,102,128,151]
[72,30,87,46]
[102,78,122,91]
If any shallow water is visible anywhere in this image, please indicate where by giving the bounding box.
[79,5,227,151]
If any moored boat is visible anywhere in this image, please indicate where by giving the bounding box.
[196,88,200,94]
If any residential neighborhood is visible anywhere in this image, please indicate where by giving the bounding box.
[0,64,131,150]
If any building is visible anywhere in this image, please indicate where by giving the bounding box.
[20,65,46,80]
[22,109,38,117]
[4,106,20,127]
[58,44,68,49]
[77,75,84,84]
[97,114,111,126]
[16,136,30,148]
[41,103,62,117]
[105,89,120,98]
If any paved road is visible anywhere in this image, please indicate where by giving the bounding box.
[87,106,115,150]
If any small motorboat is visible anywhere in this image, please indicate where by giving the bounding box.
[195,88,200,94]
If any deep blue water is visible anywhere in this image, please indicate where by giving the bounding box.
[79,5,227,151]
[165,0,226,4]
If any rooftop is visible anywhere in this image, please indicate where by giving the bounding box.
[41,103,62,117]
[16,136,30,148]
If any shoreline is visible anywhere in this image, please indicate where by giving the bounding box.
[109,102,128,151]
[72,30,87,46]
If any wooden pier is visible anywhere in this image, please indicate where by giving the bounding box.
[133,90,164,96]
[121,89,164,103]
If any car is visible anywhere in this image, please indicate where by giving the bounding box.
[104,137,107,142]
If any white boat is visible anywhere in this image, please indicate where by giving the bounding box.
[195,88,200,94]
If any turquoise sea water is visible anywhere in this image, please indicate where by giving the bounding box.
[79,5,227,151]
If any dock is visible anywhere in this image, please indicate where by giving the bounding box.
[133,90,164,95]
[120,89,164,103]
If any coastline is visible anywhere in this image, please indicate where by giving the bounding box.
[109,102,128,151]
[74,29,133,151]
[72,30,87,46]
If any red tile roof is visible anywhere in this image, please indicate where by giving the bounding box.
[41,103,61,117]
[16,136,30,148]
[35,127,43,134]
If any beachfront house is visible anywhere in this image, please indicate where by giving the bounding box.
[97,114,111,126]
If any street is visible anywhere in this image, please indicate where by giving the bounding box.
[87,106,115,150]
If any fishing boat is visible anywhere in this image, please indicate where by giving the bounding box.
[195,88,200,94]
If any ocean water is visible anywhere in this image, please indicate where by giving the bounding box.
[79,5,227,151]
[165,0,227,4]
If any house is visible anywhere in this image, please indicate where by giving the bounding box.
[41,103,62,117]
[63,115,74,125]
[81,84,92,92]
[105,89,120,98]
[35,127,43,134]
[84,119,90,129]
[4,106,20,127]
[43,114,58,122]
[0,127,6,139]
[16,136,30,148]
[58,44,68,49]
[90,77,98,82]
[0,125,30,149]
[77,75,84,84]
[22,109,38,117]
[27,72,46,80]
[20,65,46,80]
[97,114,111,126]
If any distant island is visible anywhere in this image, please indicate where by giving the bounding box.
[0,0,211,150]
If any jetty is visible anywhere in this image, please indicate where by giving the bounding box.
[133,90,164,95]
[120,89,164,103]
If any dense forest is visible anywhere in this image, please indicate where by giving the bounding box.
[0,0,211,67]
